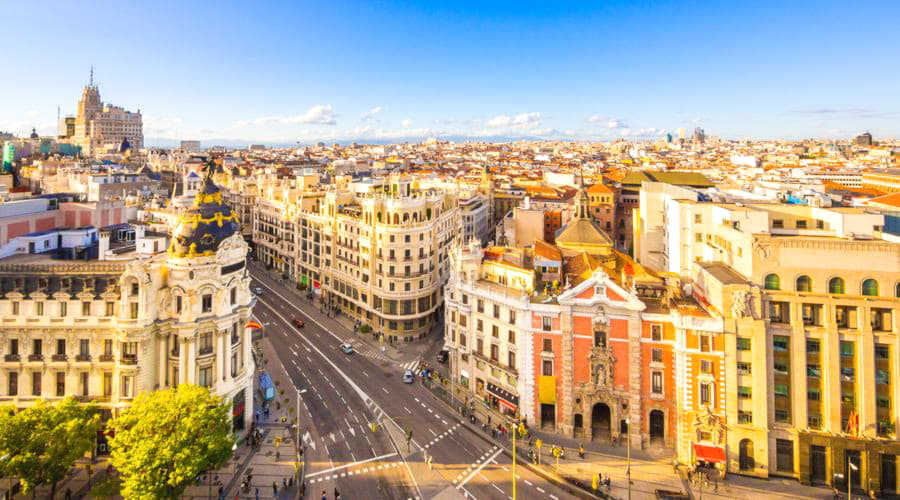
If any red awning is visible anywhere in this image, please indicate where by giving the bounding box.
[693,444,726,463]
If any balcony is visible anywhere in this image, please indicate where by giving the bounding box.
[170,349,181,357]
[28,354,44,362]
[52,354,68,362]
[75,354,91,362]
[3,354,20,362]
[99,354,114,362]
[199,346,214,357]
[121,355,138,365]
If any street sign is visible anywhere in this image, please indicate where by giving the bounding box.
[535,439,543,450]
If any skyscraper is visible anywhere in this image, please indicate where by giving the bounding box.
[73,71,143,156]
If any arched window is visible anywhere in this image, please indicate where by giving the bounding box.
[828,277,845,294]
[896,282,900,298]
[764,274,780,290]
[377,212,382,223]
[739,439,755,470]
[861,279,879,297]
[795,275,812,292]
[392,214,399,225]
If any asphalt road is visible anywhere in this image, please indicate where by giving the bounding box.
[250,267,575,500]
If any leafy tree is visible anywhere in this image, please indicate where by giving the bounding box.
[108,384,234,500]
[0,398,101,498]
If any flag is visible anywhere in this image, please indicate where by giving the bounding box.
[846,410,859,436]
[246,320,263,330]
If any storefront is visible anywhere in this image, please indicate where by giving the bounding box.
[487,382,520,418]
[693,443,727,469]
[232,389,246,431]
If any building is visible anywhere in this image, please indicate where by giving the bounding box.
[180,140,201,152]
[445,187,721,454]
[74,79,143,156]
[0,171,256,451]
[58,116,75,139]
[459,192,490,245]
[863,169,900,194]
[855,132,874,147]
[636,181,900,495]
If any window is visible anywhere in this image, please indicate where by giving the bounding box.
[199,367,212,388]
[542,316,552,332]
[508,330,515,344]
[861,279,879,297]
[82,301,91,316]
[56,372,66,396]
[56,339,66,356]
[121,375,132,397]
[129,302,138,319]
[493,304,500,318]
[651,371,663,394]
[508,310,516,325]
[774,384,789,397]
[796,220,807,229]
[508,351,515,368]
[79,339,90,357]
[841,367,855,381]
[202,294,213,313]
[876,369,890,385]
[773,219,784,228]
[802,303,822,326]
[694,214,702,223]
[542,360,553,376]
[764,274,780,290]
[875,344,889,360]
[59,302,67,317]
[103,339,113,356]
[491,325,499,338]
[795,275,812,292]
[176,295,182,313]
[737,338,751,351]
[459,334,466,348]
[8,339,18,356]
[808,389,820,401]
[477,299,484,313]
[11,302,18,315]
[476,338,484,355]
[806,340,820,353]
[106,302,115,316]
[32,339,42,356]
[36,302,44,315]
[32,372,41,396]
[774,409,790,423]
[542,339,552,352]
[737,362,751,374]
[131,282,139,296]
[476,319,483,332]
[769,301,789,323]
[808,414,822,429]
[773,337,789,352]
[807,364,821,377]
[699,335,711,352]
[828,277,845,294]
[650,324,662,341]
[738,411,753,424]
[490,344,499,362]
[776,440,794,472]
[695,233,703,243]
[737,386,752,399]
[103,373,112,396]
[8,372,17,396]
[774,362,788,375]
[199,332,213,353]
[700,360,713,374]
[700,383,714,405]
[230,288,237,305]
[651,348,663,363]
[840,341,854,357]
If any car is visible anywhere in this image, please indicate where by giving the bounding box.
[292,318,305,328]
[402,370,415,384]
[252,286,263,295]
[340,343,354,354]
[436,349,449,364]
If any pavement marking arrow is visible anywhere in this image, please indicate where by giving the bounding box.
[303,431,316,451]
[345,418,356,437]
[329,432,336,443]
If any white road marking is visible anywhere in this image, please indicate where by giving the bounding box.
[456,448,503,488]
[404,406,412,414]
[382,387,389,394]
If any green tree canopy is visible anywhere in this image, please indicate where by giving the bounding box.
[108,384,234,500]
[0,398,101,498]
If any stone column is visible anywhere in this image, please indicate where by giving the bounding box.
[158,335,167,388]
[186,338,196,384]
[225,326,233,381]
[178,337,188,385]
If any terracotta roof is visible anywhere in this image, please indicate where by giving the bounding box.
[586,183,613,194]
[866,192,900,208]
[533,240,561,261]
[556,218,613,246]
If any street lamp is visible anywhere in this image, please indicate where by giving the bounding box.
[0,454,10,500]
[625,417,631,500]
[848,460,858,500]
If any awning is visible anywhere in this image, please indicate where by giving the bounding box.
[693,444,726,463]
[539,376,557,404]
[487,382,520,407]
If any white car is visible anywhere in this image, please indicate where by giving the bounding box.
[252,286,263,295]
[340,343,354,354]
[403,370,415,383]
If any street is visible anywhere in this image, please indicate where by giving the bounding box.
[250,267,578,500]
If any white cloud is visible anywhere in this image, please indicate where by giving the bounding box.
[486,112,541,130]
[587,115,604,123]
[606,119,626,129]
[143,115,184,136]
[401,118,412,128]
[360,106,382,121]
[235,104,337,127]
[618,127,665,138]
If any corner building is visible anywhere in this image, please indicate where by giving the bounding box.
[0,173,255,448]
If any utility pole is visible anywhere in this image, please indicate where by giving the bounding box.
[512,422,517,500]
[626,418,631,500]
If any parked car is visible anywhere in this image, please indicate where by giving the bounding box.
[340,343,354,354]
[403,370,415,384]
[436,349,449,364]
[292,318,305,328]
[252,286,263,295]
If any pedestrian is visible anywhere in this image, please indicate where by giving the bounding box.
[579,444,585,459]
[289,476,294,487]
[273,481,278,496]
[65,488,72,500]
[334,487,341,500]
[255,487,260,500]
[255,409,260,422]
[321,490,327,500]
[283,477,287,489]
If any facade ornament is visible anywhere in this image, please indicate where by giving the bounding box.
[731,290,751,318]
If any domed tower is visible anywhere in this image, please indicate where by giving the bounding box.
[163,162,254,431]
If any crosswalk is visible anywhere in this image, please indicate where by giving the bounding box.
[399,359,420,372]
[355,346,391,363]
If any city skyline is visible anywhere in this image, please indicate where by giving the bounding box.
[3,0,899,144]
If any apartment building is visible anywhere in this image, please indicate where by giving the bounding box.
[0,175,256,452]
[637,181,900,495]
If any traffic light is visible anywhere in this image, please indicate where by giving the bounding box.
[370,422,378,433]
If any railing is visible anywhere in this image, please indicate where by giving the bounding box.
[4,354,20,362]
[76,354,92,362]
[28,354,44,362]
[121,355,138,365]
[52,354,68,362]
[199,346,214,356]
[99,354,114,362]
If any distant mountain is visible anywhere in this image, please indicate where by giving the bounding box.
[145,134,580,149]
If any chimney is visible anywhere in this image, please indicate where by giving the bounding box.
[99,230,110,261]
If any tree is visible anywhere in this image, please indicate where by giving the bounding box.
[0,398,101,498]
[108,384,234,500]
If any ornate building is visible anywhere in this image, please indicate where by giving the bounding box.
[73,77,143,156]
[0,167,255,451]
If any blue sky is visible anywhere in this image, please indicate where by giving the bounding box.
[3,1,898,143]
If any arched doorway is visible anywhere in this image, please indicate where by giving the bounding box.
[739,439,755,471]
[591,403,611,441]
[649,410,665,444]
